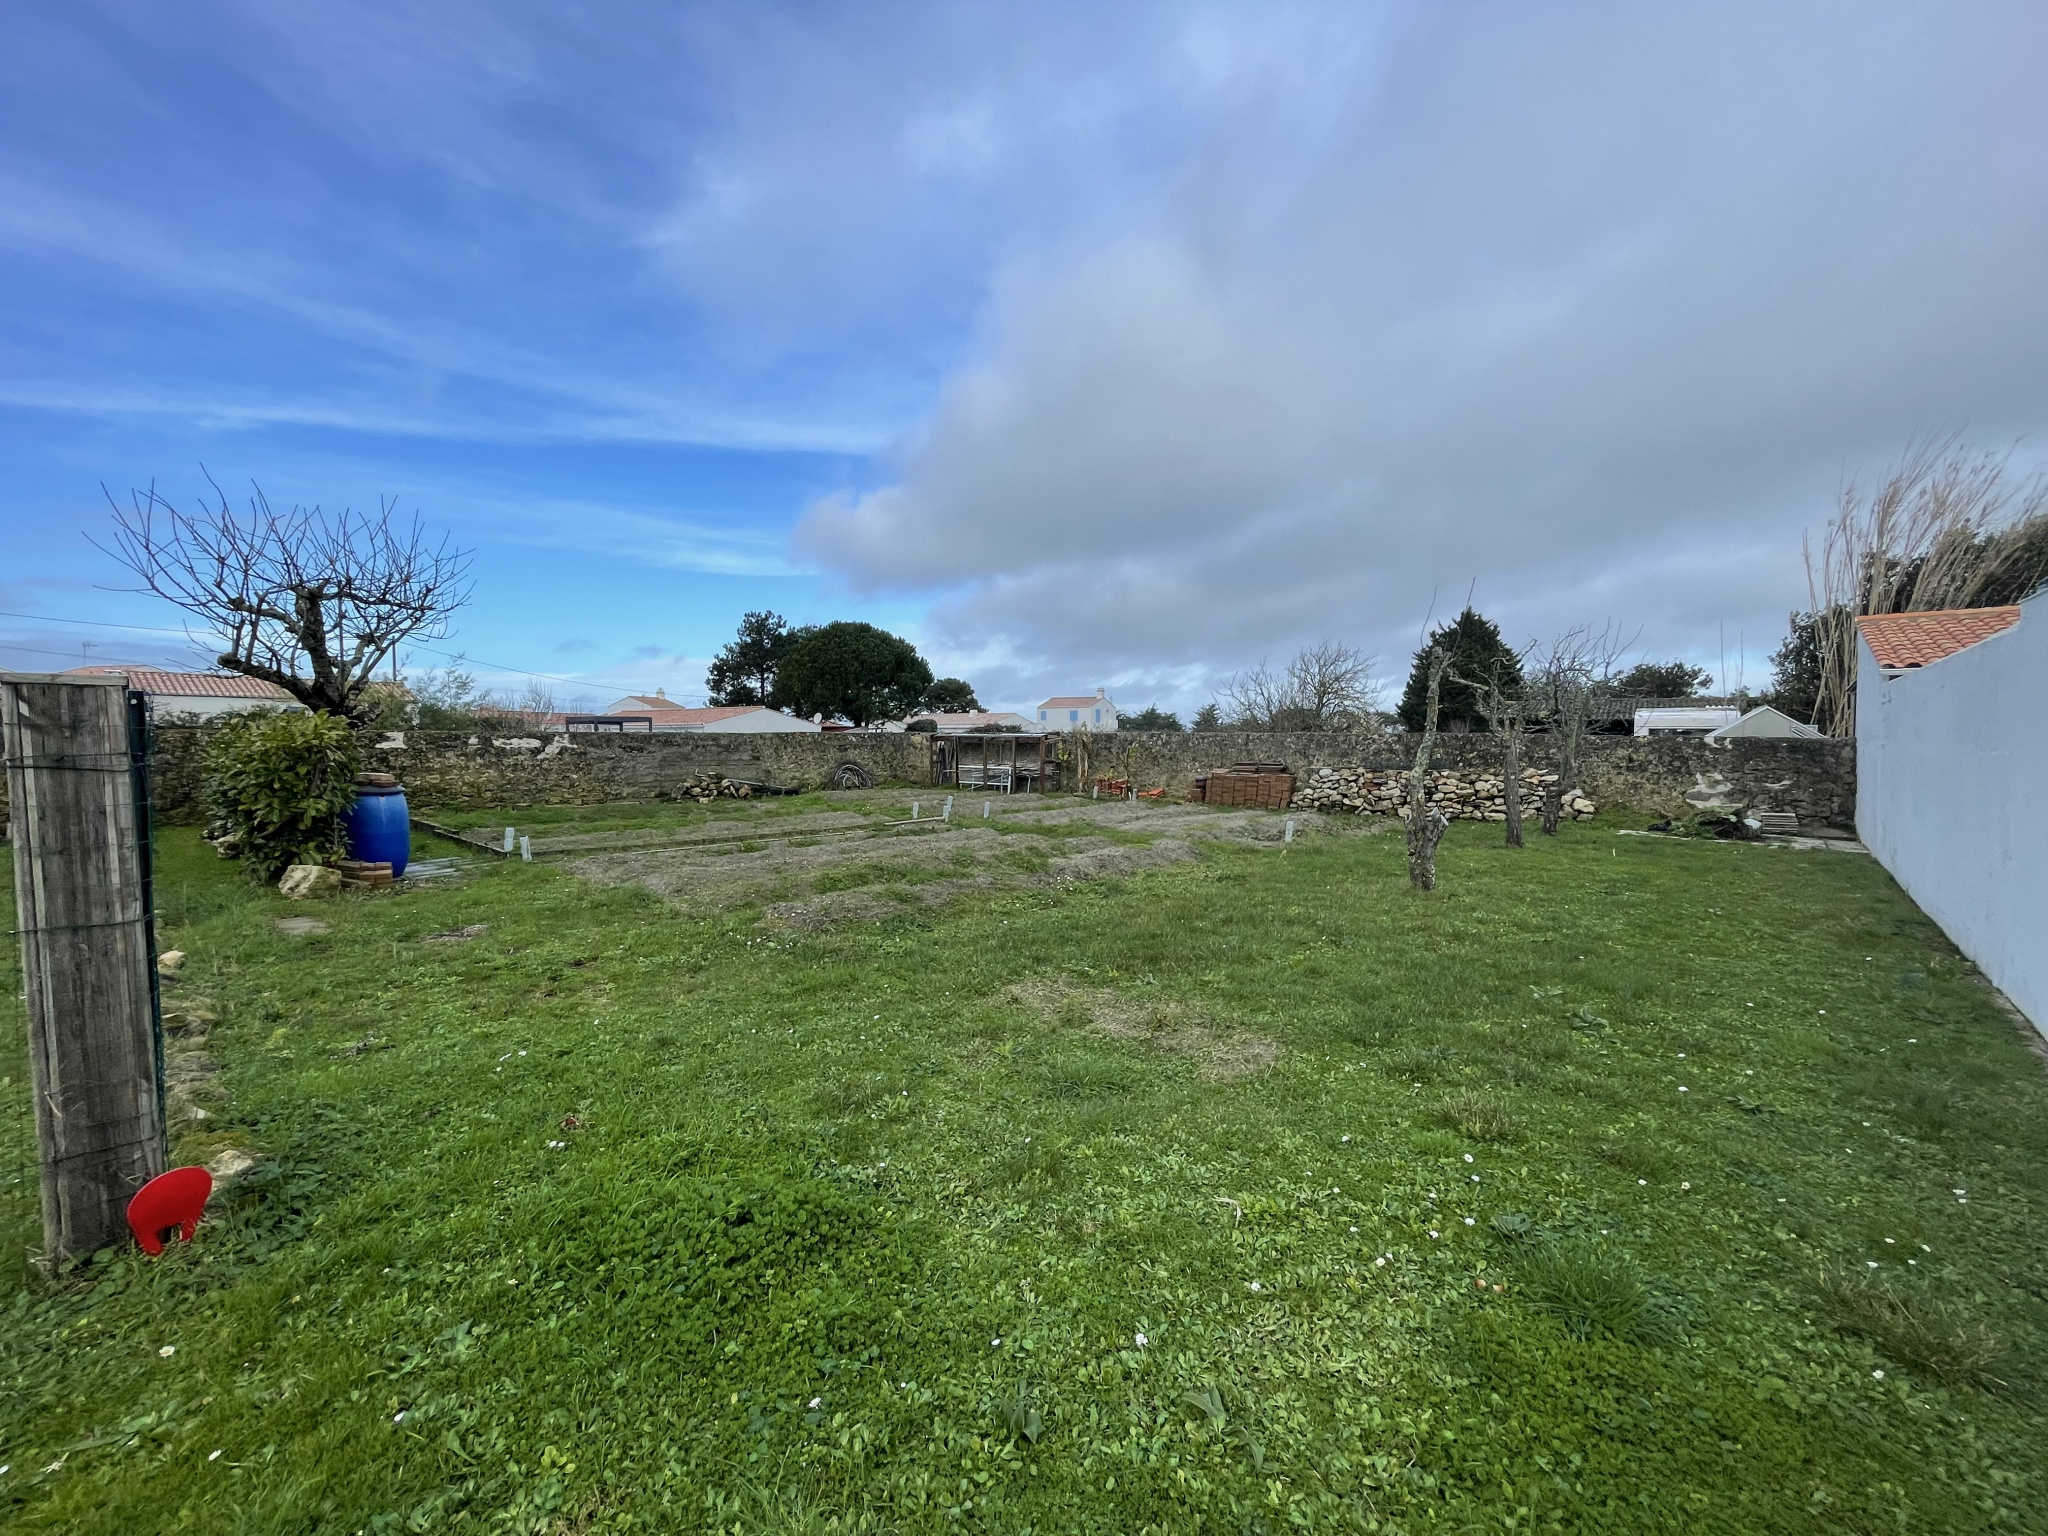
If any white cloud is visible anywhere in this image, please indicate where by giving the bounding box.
[800,0,2048,699]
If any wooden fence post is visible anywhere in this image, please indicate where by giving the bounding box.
[0,671,165,1267]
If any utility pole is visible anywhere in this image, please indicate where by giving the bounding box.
[1,671,165,1267]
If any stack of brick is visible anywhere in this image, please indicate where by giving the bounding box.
[1292,766,1594,821]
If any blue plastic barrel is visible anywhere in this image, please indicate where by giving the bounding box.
[343,776,411,876]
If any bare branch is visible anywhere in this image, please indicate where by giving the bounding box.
[94,475,473,722]
[1221,640,1379,730]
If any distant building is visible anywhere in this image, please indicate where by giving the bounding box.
[886,710,1034,733]
[63,665,299,719]
[1702,705,1825,744]
[1633,706,1741,737]
[606,694,819,733]
[1038,689,1118,731]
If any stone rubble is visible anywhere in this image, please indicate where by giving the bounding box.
[1292,765,1596,821]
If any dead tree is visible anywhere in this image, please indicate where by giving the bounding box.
[100,474,473,723]
[1220,641,1379,730]
[1455,653,1530,850]
[1529,624,1629,836]
[1405,647,1451,890]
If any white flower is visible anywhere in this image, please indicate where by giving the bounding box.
[159,1345,175,1357]
[809,1396,822,1408]
[1463,1218,1475,1226]
[1866,1261,1879,1269]
[393,1412,406,1424]
[1471,1174,1480,1183]
[1638,1179,1647,1186]
[207,1450,222,1462]
[1341,1135,1351,1143]
[1463,1154,1474,1164]
[1428,1230,1439,1239]
[1134,1332,1148,1347]
[547,1140,566,1149]
[1921,1244,1932,1252]
[1374,1257,1386,1267]
[1678,1086,1688,1093]
[1247,1280,1262,1292]
[992,1338,1002,1347]
[1872,1370,1884,1380]
[1680,1182,1691,1190]
[1349,1225,1358,1234]
[1884,1238,1895,1244]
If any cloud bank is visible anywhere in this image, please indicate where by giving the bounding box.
[799,1,2048,697]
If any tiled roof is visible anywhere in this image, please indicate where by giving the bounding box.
[64,665,295,699]
[1856,607,2022,670]
[618,704,771,724]
[1039,696,1108,709]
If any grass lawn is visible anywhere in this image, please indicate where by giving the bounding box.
[3,816,2046,1533]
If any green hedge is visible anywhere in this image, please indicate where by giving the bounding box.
[200,711,361,880]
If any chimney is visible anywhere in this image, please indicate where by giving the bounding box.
[1096,687,1106,698]
[656,687,666,699]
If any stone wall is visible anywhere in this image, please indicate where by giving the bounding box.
[1,717,1853,832]
[1066,729,1856,827]
[137,726,937,825]
[1294,765,1596,820]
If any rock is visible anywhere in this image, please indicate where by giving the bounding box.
[278,865,342,900]
[156,949,186,975]
[206,1147,259,1188]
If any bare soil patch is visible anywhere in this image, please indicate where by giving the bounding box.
[560,792,1360,926]
[1001,977,1280,1081]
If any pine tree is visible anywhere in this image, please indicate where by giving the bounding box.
[1396,608,1521,732]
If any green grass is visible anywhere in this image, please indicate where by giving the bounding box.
[3,819,2047,1533]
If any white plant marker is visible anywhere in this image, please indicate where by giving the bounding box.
[911,801,919,820]
[1284,819,1296,843]
[519,835,532,862]
[502,827,515,852]
[983,801,991,818]
[943,796,953,820]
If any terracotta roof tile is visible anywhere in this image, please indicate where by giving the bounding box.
[63,665,295,698]
[1856,607,2022,670]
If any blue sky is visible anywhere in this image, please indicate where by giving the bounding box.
[4,2,2045,714]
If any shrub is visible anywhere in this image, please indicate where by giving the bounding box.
[202,710,361,880]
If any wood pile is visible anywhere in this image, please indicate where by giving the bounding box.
[1196,765,1295,809]
[1293,766,1595,821]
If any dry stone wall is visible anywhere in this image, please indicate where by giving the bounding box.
[135,725,935,825]
[1063,729,1855,828]
[1,714,1852,833]
[1294,765,1595,821]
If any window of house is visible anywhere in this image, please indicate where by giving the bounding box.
[1069,709,1079,721]
[1093,709,1101,722]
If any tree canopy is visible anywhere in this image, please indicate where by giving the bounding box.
[1123,704,1184,731]
[1609,660,1714,698]
[921,677,981,712]
[1191,702,1222,730]
[1397,608,1520,732]
[707,611,804,706]
[771,622,933,726]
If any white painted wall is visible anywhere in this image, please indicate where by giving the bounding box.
[1857,593,2047,1033]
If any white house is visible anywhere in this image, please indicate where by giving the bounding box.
[63,665,300,719]
[1633,706,1741,737]
[1038,689,1118,731]
[606,694,820,733]
[1855,600,2043,1033]
[1703,705,1825,744]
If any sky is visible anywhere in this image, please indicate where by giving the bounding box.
[3,1,2045,715]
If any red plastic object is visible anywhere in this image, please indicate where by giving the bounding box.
[127,1166,213,1255]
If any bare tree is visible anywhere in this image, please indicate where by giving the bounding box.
[1527,623,1631,836]
[1221,641,1378,730]
[1452,644,1533,849]
[1804,434,2048,735]
[100,474,473,723]
[1405,647,1451,890]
